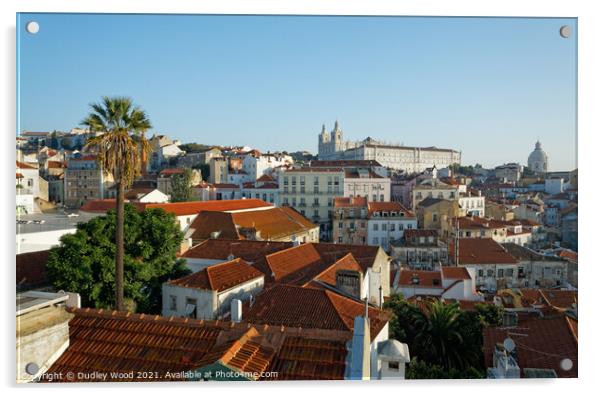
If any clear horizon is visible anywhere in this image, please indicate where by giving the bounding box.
[17,14,577,171]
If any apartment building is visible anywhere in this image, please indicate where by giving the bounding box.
[279,167,345,239]
[64,155,113,208]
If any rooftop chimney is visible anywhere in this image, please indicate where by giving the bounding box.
[348,306,371,380]
[231,299,242,323]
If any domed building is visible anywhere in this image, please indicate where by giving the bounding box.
[527,140,548,174]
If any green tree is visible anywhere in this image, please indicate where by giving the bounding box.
[82,96,152,311]
[179,142,211,153]
[47,205,190,313]
[384,296,488,377]
[170,168,196,202]
[192,163,210,180]
[474,302,503,326]
[406,359,485,379]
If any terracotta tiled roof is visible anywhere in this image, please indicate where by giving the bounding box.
[45,307,352,382]
[334,196,367,208]
[146,199,272,216]
[47,160,66,169]
[188,207,317,242]
[539,290,578,310]
[195,327,275,374]
[483,312,577,378]
[449,238,518,265]
[245,284,390,340]
[81,199,272,216]
[312,253,363,288]
[312,243,381,273]
[368,201,414,217]
[16,250,50,289]
[181,239,293,262]
[168,258,264,292]
[265,243,323,282]
[16,160,37,169]
[558,250,578,263]
[256,174,275,182]
[159,168,184,176]
[397,270,443,288]
[188,211,241,241]
[266,335,348,380]
[441,266,471,280]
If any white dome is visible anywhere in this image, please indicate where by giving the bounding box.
[528,141,548,173]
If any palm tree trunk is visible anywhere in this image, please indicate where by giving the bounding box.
[115,180,125,311]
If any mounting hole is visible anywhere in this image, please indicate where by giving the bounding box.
[25,362,39,375]
[560,358,573,371]
[26,21,40,35]
[559,25,571,38]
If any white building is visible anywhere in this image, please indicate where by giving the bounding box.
[16,161,40,214]
[242,152,293,181]
[162,258,264,320]
[318,121,461,173]
[367,202,417,250]
[344,168,391,202]
[458,191,485,217]
[391,266,483,302]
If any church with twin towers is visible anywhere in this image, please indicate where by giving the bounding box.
[317,121,461,173]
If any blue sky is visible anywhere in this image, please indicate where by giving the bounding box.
[17,14,576,170]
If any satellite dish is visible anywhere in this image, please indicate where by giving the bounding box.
[560,358,573,371]
[503,338,516,352]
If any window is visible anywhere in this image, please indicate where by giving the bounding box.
[381,224,387,231]
[497,269,504,278]
[478,269,484,277]
[388,361,400,371]
[169,295,177,310]
[185,297,197,318]
[373,238,379,245]
[373,224,378,231]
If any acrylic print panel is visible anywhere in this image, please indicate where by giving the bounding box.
[16,13,577,383]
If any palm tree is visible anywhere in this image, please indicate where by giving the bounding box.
[413,301,467,371]
[82,96,152,311]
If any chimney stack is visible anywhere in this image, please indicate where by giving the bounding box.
[231,299,242,323]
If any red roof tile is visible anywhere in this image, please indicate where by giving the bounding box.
[16,160,37,169]
[245,284,390,340]
[441,266,471,280]
[168,258,264,292]
[334,196,367,208]
[81,199,272,216]
[398,270,443,288]
[449,238,518,265]
[188,207,317,242]
[44,307,352,382]
[182,239,293,262]
[368,201,414,217]
[265,244,323,282]
[256,174,275,182]
[312,253,363,288]
[483,312,577,378]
